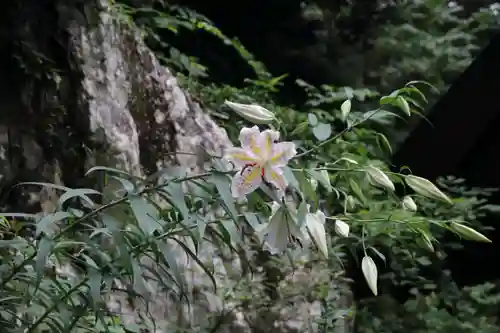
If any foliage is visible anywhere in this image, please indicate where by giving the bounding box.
[1,0,499,332]
[357,282,500,333]
[367,0,499,93]
[353,174,500,333]
[0,70,492,332]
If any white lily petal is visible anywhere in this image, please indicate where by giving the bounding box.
[270,141,297,167]
[229,126,296,198]
[224,147,258,168]
[306,211,328,258]
[263,166,287,197]
[230,164,263,199]
[239,126,262,156]
[258,129,280,160]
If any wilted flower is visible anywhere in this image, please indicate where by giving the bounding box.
[334,219,349,237]
[261,201,303,254]
[257,201,329,258]
[305,210,329,258]
[224,100,276,124]
[225,126,296,198]
[402,195,417,212]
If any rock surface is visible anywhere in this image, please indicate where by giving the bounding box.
[0,0,352,332]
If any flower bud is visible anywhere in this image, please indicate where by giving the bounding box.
[417,233,434,252]
[405,175,452,204]
[346,195,357,211]
[361,255,378,296]
[224,100,275,124]
[334,219,349,237]
[366,166,395,191]
[402,195,417,212]
[310,178,318,191]
[305,211,328,259]
[449,222,491,243]
[340,99,351,121]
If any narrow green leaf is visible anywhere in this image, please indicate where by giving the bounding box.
[294,170,318,209]
[290,121,309,136]
[210,174,238,221]
[35,236,54,290]
[58,188,101,208]
[128,195,161,235]
[88,268,102,311]
[131,259,150,301]
[110,175,136,194]
[85,166,135,178]
[14,182,70,191]
[157,240,187,297]
[101,214,132,268]
[0,213,37,220]
[282,166,299,191]
[36,211,73,237]
[170,236,217,293]
[348,179,366,205]
[219,219,241,245]
[395,96,411,116]
[296,201,309,228]
[376,133,392,155]
[243,212,260,230]
[308,169,332,192]
[165,180,190,223]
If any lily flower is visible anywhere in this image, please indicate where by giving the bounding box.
[305,210,329,259]
[257,200,329,257]
[224,126,296,198]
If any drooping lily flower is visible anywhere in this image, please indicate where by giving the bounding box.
[305,210,329,259]
[224,126,296,198]
[257,201,329,257]
[261,201,304,254]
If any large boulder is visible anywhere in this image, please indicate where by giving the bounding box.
[0,1,352,332]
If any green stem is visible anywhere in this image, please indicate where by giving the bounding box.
[294,107,383,159]
[27,279,88,333]
[0,170,225,288]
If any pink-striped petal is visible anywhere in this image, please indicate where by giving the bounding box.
[231,164,263,198]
